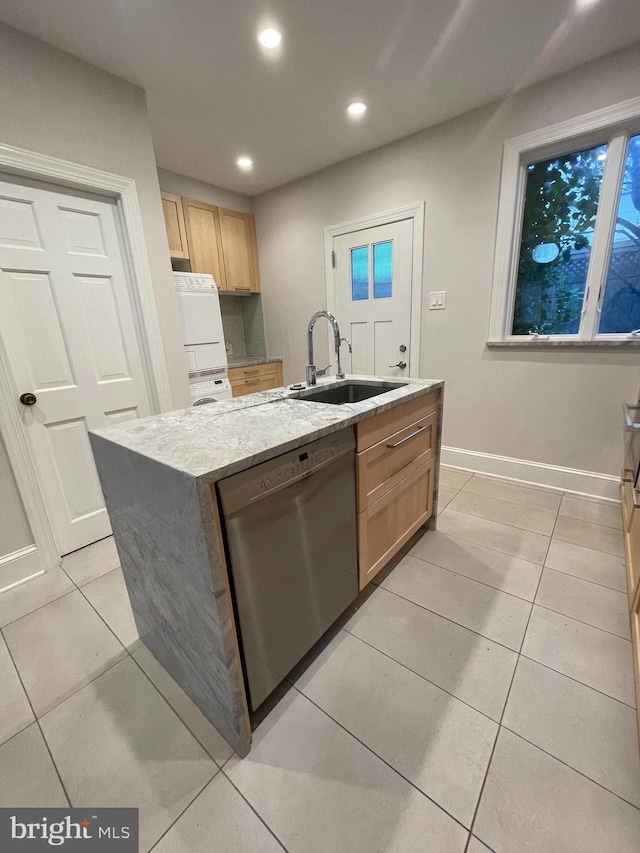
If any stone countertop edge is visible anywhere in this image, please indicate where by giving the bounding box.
[227,356,283,367]
[90,375,443,483]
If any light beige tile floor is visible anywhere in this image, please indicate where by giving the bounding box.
[0,471,637,853]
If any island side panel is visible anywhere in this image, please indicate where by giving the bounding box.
[89,433,251,756]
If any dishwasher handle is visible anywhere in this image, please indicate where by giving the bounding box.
[247,446,353,506]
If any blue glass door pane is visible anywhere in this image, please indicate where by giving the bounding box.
[351,246,369,301]
[373,241,393,299]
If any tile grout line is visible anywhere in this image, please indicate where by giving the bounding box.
[338,623,502,725]
[0,587,78,630]
[74,581,134,655]
[518,650,637,710]
[35,655,129,725]
[0,563,120,631]
[439,506,552,549]
[0,627,73,808]
[290,682,472,835]
[446,500,558,537]
[400,550,540,603]
[540,564,628,597]
[461,487,560,852]
[74,577,240,766]
[146,770,219,852]
[542,563,627,594]
[127,649,234,766]
[374,583,527,654]
[532,599,632,643]
[498,723,640,812]
[461,471,567,498]
[455,489,623,535]
[219,771,291,853]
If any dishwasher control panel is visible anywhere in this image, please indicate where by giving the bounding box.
[262,443,339,491]
[217,427,355,515]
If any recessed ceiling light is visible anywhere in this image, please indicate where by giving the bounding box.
[236,156,253,170]
[258,28,282,49]
[347,101,367,116]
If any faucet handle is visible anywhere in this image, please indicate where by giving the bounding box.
[340,337,352,354]
[316,363,332,377]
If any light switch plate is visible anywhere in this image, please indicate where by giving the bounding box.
[429,291,447,310]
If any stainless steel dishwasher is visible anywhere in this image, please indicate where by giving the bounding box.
[217,427,357,712]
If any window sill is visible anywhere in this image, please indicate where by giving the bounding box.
[486,339,640,349]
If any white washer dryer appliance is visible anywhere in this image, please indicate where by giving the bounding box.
[173,272,232,405]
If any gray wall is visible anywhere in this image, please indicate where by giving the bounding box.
[0,432,33,559]
[158,168,252,213]
[254,45,640,478]
[0,23,191,411]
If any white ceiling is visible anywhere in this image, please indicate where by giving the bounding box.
[2,0,640,195]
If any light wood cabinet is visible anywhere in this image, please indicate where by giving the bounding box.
[621,403,640,749]
[357,411,437,510]
[631,591,640,743]
[355,390,439,590]
[181,198,225,285]
[358,457,435,590]
[218,208,261,293]
[161,192,189,259]
[160,192,261,293]
[228,361,283,397]
[356,390,438,451]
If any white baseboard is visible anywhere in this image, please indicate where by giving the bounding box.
[441,446,620,503]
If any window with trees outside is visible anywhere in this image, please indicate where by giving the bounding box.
[490,108,640,343]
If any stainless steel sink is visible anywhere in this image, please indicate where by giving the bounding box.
[291,380,408,405]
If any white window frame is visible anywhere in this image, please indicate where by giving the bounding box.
[489,95,640,345]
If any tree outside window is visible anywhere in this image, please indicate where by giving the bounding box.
[512,135,640,337]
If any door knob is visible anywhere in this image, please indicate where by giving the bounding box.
[389,361,407,369]
[19,392,37,406]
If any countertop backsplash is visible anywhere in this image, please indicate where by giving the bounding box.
[219,292,267,360]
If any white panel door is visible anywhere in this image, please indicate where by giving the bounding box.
[333,219,413,377]
[0,176,151,555]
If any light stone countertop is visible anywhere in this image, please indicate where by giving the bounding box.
[227,356,283,368]
[91,375,443,482]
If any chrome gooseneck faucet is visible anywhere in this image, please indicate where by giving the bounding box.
[306,311,350,385]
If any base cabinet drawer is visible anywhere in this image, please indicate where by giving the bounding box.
[229,362,283,397]
[356,390,438,452]
[357,412,436,510]
[358,456,434,590]
[230,375,278,396]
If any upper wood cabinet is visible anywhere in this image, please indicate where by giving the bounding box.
[218,208,261,293]
[161,192,189,259]
[160,191,261,293]
[181,197,225,286]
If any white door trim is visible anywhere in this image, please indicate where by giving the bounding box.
[323,203,425,377]
[0,142,173,578]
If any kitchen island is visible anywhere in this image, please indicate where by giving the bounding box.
[89,376,444,755]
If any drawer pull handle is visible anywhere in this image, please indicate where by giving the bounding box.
[245,378,261,386]
[244,368,260,375]
[234,285,252,291]
[387,424,428,449]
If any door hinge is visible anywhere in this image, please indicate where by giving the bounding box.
[331,250,336,268]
